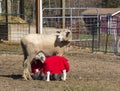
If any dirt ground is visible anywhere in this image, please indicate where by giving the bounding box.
[0,48,120,91]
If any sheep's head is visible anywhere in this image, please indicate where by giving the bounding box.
[57,29,72,42]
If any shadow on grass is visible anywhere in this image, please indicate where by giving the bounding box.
[0,74,23,80]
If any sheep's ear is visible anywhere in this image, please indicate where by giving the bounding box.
[64,30,72,41]
[66,31,70,37]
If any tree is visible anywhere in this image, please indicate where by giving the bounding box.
[100,0,120,8]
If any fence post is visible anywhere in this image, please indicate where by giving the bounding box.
[105,14,111,53]
[112,17,117,54]
[62,0,65,29]
[97,15,101,51]
[92,29,94,52]
[70,8,72,31]
[91,20,96,52]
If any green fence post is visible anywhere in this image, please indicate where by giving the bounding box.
[105,14,111,53]
[97,15,101,51]
[92,29,94,52]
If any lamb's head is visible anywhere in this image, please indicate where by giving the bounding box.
[57,29,72,42]
[35,51,46,63]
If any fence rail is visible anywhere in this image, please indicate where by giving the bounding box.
[43,8,120,54]
[0,14,30,54]
[0,8,120,54]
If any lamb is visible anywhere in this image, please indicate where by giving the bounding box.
[32,51,70,81]
[20,29,72,80]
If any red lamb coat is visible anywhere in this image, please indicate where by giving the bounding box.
[43,56,70,75]
[31,60,43,74]
[31,56,70,75]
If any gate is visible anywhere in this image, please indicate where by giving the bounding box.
[99,14,120,54]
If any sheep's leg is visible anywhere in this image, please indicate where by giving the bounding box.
[23,67,32,80]
[23,68,28,80]
[23,59,32,80]
[27,55,36,80]
[46,71,50,81]
[62,70,67,81]
[23,65,33,80]
[23,58,28,80]
[23,57,33,80]
[27,62,33,80]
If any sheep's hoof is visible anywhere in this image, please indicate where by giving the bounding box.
[28,76,33,80]
[22,73,33,80]
[23,76,33,80]
[22,74,28,80]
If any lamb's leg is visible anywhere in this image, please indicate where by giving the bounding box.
[46,71,50,81]
[62,70,67,81]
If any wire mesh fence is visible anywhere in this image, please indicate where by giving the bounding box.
[0,13,30,54]
[0,1,120,91]
[43,8,99,51]
[0,8,120,54]
[98,15,120,54]
[43,8,120,54]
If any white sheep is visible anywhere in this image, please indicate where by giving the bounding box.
[21,29,72,80]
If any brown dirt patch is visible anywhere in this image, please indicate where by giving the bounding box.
[0,49,120,91]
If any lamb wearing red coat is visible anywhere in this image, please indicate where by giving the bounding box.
[31,52,70,81]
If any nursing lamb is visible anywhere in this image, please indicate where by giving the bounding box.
[21,29,72,80]
[32,51,70,81]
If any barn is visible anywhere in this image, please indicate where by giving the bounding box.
[81,8,120,35]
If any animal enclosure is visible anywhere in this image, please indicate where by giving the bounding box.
[1,8,120,54]
[0,0,120,91]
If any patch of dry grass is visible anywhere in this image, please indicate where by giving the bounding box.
[0,41,22,54]
[0,45,120,91]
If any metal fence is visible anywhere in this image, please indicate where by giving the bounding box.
[0,8,120,54]
[98,14,120,54]
[43,8,99,41]
[0,14,30,53]
[43,8,120,54]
